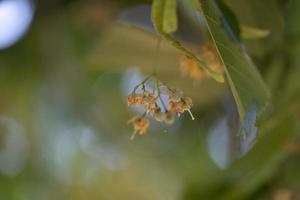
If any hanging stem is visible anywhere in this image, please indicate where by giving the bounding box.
[132,75,152,92]
[154,78,168,111]
[153,37,162,74]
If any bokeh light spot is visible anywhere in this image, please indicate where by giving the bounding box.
[0,0,34,49]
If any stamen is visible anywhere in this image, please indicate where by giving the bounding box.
[187,109,195,120]
[130,130,137,141]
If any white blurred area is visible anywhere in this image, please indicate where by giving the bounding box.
[51,125,127,184]
[207,117,231,169]
[34,97,128,184]
[0,0,34,49]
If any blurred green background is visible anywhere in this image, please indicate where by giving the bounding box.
[0,0,300,199]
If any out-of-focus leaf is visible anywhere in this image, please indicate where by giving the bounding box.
[215,0,241,42]
[223,0,283,38]
[185,109,295,200]
[283,0,300,101]
[163,0,178,33]
[222,0,284,59]
[222,113,295,200]
[200,0,270,121]
[265,55,285,95]
[207,103,257,169]
[192,0,202,10]
[151,0,225,83]
[240,25,270,39]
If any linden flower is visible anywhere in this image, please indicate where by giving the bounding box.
[168,97,194,120]
[180,55,207,80]
[127,93,144,106]
[179,44,224,81]
[201,44,224,74]
[162,111,175,124]
[148,103,161,116]
[144,92,156,103]
[143,92,158,113]
[127,75,195,139]
[127,92,157,110]
[153,110,175,124]
[128,116,150,140]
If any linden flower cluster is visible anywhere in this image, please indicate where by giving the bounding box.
[180,44,224,80]
[127,77,194,140]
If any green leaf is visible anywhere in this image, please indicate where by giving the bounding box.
[151,0,165,32]
[283,0,300,102]
[222,0,283,38]
[215,0,241,42]
[151,0,224,83]
[163,0,178,33]
[222,112,294,200]
[240,25,270,39]
[222,0,284,59]
[200,0,270,121]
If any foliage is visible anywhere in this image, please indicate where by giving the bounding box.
[0,0,300,200]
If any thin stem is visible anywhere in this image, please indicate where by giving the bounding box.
[153,37,162,74]
[154,78,168,111]
[142,84,146,92]
[159,79,176,93]
[132,75,152,92]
